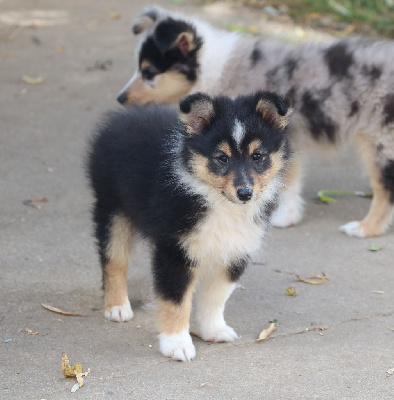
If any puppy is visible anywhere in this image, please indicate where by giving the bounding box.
[87,91,292,361]
[117,7,394,238]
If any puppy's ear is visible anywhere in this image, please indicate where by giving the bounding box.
[255,92,293,130]
[132,9,159,35]
[179,93,215,136]
[154,20,197,56]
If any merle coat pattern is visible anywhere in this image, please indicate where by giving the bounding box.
[118,7,394,238]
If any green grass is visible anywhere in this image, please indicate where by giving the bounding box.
[231,0,394,38]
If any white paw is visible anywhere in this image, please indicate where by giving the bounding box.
[200,324,239,343]
[339,221,366,238]
[270,197,304,228]
[104,297,133,322]
[159,329,196,362]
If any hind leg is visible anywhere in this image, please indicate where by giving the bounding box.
[95,210,134,322]
[270,157,304,228]
[340,135,394,237]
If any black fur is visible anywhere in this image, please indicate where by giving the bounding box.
[300,91,337,142]
[361,64,382,83]
[324,42,354,79]
[228,258,248,282]
[87,92,290,303]
[138,18,202,82]
[382,160,394,203]
[250,45,263,68]
[383,94,394,125]
[285,58,298,80]
[349,100,360,117]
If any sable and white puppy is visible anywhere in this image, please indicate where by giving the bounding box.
[87,91,292,361]
[118,7,394,238]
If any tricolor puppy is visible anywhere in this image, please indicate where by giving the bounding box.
[118,7,394,238]
[87,91,292,361]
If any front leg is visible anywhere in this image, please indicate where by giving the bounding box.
[154,242,196,362]
[195,260,247,343]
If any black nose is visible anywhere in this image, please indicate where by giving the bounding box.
[117,92,128,105]
[237,188,253,201]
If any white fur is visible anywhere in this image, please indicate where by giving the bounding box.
[232,119,245,150]
[105,297,134,322]
[270,176,304,228]
[159,328,196,361]
[195,275,239,342]
[339,221,366,238]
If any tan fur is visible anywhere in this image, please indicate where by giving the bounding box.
[256,99,292,130]
[157,273,196,335]
[180,98,215,135]
[355,134,394,236]
[191,152,238,201]
[218,142,232,157]
[175,32,196,53]
[252,149,284,195]
[124,71,194,105]
[248,139,262,155]
[104,215,134,310]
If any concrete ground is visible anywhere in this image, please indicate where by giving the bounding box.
[1,0,393,398]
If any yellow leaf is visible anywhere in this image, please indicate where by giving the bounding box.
[108,11,121,20]
[56,45,65,52]
[297,273,326,285]
[62,352,82,378]
[285,285,298,296]
[22,75,44,85]
[257,322,276,342]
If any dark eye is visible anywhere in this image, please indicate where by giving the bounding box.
[142,68,156,81]
[218,154,229,164]
[252,152,263,161]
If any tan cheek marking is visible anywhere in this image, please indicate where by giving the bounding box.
[252,150,283,194]
[191,153,237,199]
[127,71,194,105]
[157,275,196,335]
[104,215,134,309]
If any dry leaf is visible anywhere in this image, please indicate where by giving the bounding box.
[108,11,121,20]
[297,273,326,285]
[22,75,44,85]
[18,328,38,335]
[32,196,49,203]
[62,353,83,378]
[23,199,41,210]
[42,303,82,316]
[285,285,298,296]
[76,368,90,388]
[372,291,385,294]
[257,322,276,342]
[56,45,65,52]
[200,382,207,387]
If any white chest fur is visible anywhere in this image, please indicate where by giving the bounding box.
[181,199,267,270]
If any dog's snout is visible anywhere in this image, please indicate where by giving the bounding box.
[117,92,128,105]
[237,188,253,201]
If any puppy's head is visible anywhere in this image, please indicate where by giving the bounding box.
[117,8,202,106]
[179,91,293,204]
